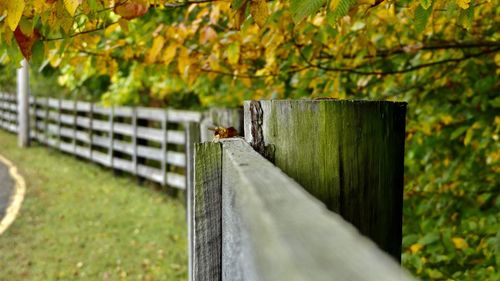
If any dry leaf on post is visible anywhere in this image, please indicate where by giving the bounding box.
[210,127,239,141]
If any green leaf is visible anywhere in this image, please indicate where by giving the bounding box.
[427,269,444,279]
[403,234,420,247]
[31,40,44,66]
[226,42,240,65]
[418,233,440,245]
[420,0,432,10]
[290,0,325,23]
[490,96,500,108]
[326,0,355,25]
[458,4,474,29]
[231,0,247,11]
[450,126,468,140]
[414,2,433,33]
[463,126,474,145]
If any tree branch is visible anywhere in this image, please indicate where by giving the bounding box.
[42,21,120,41]
[310,47,499,76]
[315,41,500,60]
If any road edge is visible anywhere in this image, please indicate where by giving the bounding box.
[0,154,26,236]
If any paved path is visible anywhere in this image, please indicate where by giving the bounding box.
[0,162,14,222]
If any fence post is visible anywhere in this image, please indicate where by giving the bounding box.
[16,59,30,147]
[132,107,138,175]
[108,106,115,167]
[192,142,222,281]
[44,97,49,145]
[57,98,62,148]
[89,102,94,160]
[0,94,3,129]
[185,121,201,281]
[161,110,169,186]
[244,100,407,261]
[32,95,37,141]
[72,97,77,154]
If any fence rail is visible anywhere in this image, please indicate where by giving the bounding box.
[0,93,202,189]
[0,93,18,133]
[192,139,415,281]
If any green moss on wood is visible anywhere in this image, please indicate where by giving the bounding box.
[259,100,406,261]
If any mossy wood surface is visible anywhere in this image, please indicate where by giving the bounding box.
[244,100,406,260]
[193,142,222,281]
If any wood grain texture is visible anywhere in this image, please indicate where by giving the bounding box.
[220,138,415,281]
[193,142,222,281]
[244,100,406,261]
[185,122,201,281]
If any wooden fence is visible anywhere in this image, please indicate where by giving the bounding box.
[0,93,18,133]
[190,100,415,281]
[0,92,202,189]
[193,138,415,281]
[3,91,416,280]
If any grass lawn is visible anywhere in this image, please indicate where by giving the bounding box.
[0,130,187,281]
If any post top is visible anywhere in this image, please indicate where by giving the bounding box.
[244,99,407,106]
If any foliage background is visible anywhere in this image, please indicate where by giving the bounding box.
[0,0,499,280]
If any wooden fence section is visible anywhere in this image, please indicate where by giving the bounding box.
[192,138,415,281]
[0,93,18,133]
[16,95,202,189]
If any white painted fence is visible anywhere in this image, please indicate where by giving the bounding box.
[0,92,202,189]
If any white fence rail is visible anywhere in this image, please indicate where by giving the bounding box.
[0,93,202,189]
[0,93,18,133]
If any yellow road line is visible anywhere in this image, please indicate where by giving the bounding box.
[0,154,26,236]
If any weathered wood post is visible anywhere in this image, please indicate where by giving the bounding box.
[244,100,406,261]
[185,122,201,281]
[16,59,30,147]
[192,142,222,281]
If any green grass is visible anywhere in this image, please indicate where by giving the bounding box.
[0,131,187,281]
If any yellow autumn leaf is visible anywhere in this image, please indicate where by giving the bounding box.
[6,0,25,31]
[456,0,470,9]
[64,0,81,16]
[452,237,469,249]
[118,18,129,33]
[410,243,424,253]
[60,16,74,34]
[146,35,165,64]
[199,26,217,44]
[329,0,340,11]
[232,4,247,30]
[250,0,269,28]
[226,42,240,65]
[494,53,500,67]
[123,46,134,60]
[177,46,190,78]
[441,115,453,125]
[162,43,178,66]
